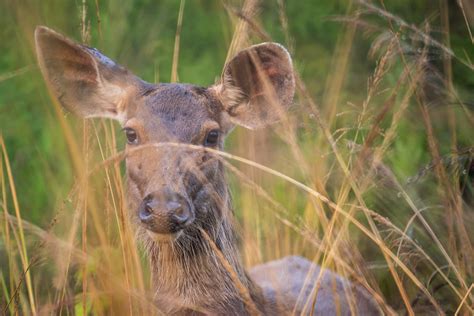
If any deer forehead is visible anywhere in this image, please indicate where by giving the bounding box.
[35,26,295,139]
[126,83,222,142]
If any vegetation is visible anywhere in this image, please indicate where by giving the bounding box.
[0,0,473,314]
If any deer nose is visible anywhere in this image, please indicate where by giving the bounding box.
[139,190,194,234]
[166,201,190,225]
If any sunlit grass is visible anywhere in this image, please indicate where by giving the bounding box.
[1,0,473,315]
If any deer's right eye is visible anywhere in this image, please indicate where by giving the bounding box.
[204,129,219,147]
[124,128,139,145]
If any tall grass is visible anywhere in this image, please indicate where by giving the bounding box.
[1,0,473,315]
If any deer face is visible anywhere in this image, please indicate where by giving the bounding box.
[35,26,295,243]
[122,83,231,241]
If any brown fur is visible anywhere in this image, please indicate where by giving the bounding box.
[35,26,381,315]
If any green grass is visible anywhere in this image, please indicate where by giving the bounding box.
[1,0,473,314]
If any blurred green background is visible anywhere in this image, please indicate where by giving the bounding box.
[1,0,472,226]
[1,0,473,314]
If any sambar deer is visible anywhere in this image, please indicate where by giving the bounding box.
[35,26,381,315]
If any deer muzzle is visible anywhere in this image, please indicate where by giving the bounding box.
[138,188,195,235]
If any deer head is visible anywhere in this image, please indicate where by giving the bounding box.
[35,26,295,246]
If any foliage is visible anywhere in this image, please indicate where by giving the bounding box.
[0,0,473,314]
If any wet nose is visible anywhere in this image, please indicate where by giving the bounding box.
[166,201,190,225]
[139,190,194,233]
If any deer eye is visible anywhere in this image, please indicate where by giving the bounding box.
[204,129,219,146]
[124,128,139,145]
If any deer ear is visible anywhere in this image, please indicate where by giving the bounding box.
[213,43,295,129]
[35,26,145,123]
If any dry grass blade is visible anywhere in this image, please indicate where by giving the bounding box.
[1,2,472,314]
[198,227,261,316]
[454,283,474,316]
[0,65,33,83]
[357,0,474,70]
[457,0,473,44]
[171,0,186,83]
[224,0,260,64]
[0,137,36,314]
[97,142,457,312]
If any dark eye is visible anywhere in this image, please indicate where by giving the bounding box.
[204,129,219,146]
[124,128,138,145]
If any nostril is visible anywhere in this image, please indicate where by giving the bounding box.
[139,202,154,223]
[171,212,189,225]
[168,201,191,225]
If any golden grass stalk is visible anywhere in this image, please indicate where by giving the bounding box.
[171,0,186,83]
[0,137,36,314]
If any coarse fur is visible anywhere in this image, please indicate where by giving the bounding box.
[35,26,381,315]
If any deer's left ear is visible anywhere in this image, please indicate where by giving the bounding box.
[212,43,295,129]
[35,26,146,123]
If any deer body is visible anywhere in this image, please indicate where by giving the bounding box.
[35,26,381,315]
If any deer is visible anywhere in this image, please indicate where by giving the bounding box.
[35,26,382,315]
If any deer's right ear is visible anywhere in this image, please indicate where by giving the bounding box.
[35,26,144,123]
[211,43,295,130]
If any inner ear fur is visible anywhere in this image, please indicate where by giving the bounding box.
[213,42,295,129]
[35,26,144,122]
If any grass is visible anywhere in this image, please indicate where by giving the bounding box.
[0,0,473,315]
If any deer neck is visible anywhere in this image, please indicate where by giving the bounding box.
[143,187,267,315]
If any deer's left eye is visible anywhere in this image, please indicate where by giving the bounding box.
[204,129,219,146]
[124,128,139,145]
